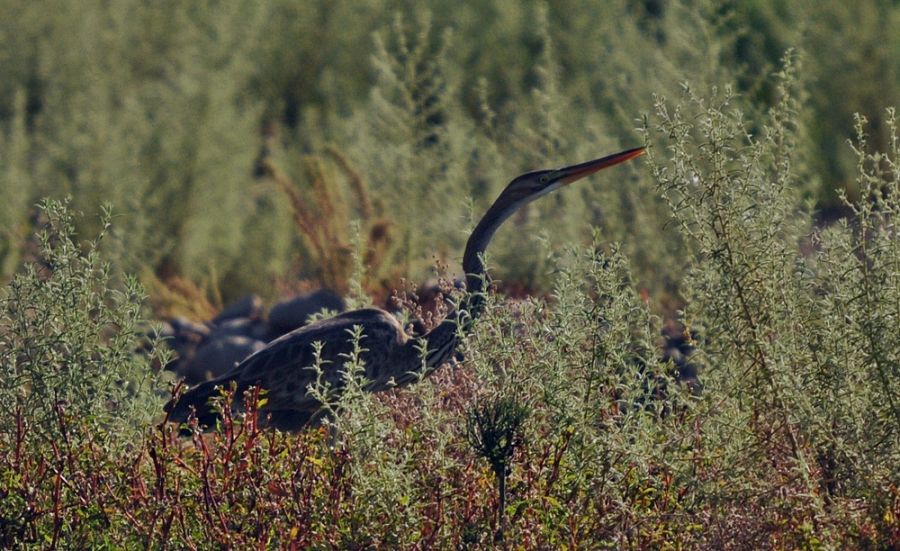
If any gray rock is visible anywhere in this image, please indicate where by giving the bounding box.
[169,316,210,339]
[209,317,269,341]
[163,316,210,371]
[177,336,266,384]
[213,294,263,324]
[268,289,345,337]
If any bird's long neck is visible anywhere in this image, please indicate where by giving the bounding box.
[418,198,520,370]
[461,198,517,316]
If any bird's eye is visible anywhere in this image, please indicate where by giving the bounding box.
[539,175,549,184]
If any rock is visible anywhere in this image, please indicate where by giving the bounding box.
[268,289,345,337]
[213,294,263,324]
[177,336,266,384]
[209,317,269,342]
[163,316,211,372]
[169,316,210,341]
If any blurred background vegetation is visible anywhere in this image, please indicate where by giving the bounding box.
[1,0,898,313]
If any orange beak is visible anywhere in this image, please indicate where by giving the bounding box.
[556,146,646,185]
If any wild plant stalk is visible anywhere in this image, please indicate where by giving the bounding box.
[465,396,529,544]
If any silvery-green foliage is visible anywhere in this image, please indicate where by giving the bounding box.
[646,53,899,522]
[324,324,423,546]
[0,200,165,447]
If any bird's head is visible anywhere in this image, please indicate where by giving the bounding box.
[501,146,646,205]
[479,146,646,232]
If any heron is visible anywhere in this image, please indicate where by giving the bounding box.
[165,146,646,430]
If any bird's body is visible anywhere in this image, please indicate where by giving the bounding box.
[169,307,429,429]
[165,146,645,430]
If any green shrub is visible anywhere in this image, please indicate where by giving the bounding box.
[0,199,164,446]
[645,54,899,546]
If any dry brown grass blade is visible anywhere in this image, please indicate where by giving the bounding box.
[143,270,218,320]
[326,145,373,221]
[263,156,351,294]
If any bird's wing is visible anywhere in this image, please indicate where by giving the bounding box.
[224,308,407,412]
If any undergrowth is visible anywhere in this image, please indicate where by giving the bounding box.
[0,4,899,547]
[2,94,899,545]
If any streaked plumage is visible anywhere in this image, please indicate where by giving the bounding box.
[165,146,645,430]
